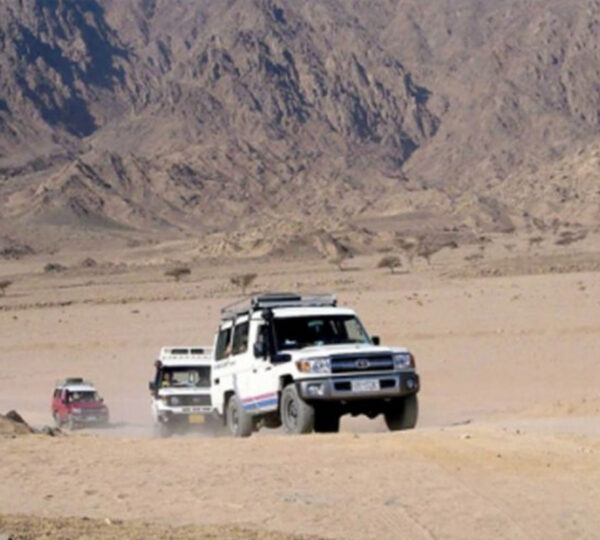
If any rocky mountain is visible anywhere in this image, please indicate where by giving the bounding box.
[1,0,599,253]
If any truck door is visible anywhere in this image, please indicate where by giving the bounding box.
[211,321,233,415]
[244,322,279,414]
[228,316,257,412]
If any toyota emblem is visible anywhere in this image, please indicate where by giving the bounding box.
[355,359,370,369]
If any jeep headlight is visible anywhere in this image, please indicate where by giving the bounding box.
[393,352,414,369]
[296,357,331,374]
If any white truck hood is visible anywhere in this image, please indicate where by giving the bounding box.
[285,343,408,359]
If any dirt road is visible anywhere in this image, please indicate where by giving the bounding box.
[1,251,599,538]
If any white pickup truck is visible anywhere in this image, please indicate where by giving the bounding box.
[149,347,217,437]
[210,293,420,437]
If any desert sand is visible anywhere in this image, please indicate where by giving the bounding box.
[1,237,599,539]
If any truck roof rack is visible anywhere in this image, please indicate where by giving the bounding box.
[159,347,213,360]
[221,293,337,320]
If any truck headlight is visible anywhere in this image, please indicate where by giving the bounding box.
[393,353,414,369]
[296,357,331,374]
[169,396,181,406]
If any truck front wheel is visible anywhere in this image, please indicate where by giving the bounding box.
[226,396,253,438]
[384,394,418,431]
[281,385,314,434]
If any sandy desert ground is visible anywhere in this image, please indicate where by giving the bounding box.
[1,236,600,539]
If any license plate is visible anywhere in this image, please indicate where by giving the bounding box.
[188,414,205,424]
[351,379,379,392]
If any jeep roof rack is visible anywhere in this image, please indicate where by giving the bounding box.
[55,378,94,388]
[221,293,337,320]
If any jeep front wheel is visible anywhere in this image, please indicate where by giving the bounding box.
[281,385,314,435]
[226,396,253,438]
[384,394,418,431]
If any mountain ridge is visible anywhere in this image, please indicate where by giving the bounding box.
[1,0,599,255]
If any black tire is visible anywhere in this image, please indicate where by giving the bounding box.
[314,409,340,433]
[384,394,418,431]
[226,396,253,438]
[280,385,314,434]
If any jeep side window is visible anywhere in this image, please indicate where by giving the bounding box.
[232,321,249,355]
[215,327,232,360]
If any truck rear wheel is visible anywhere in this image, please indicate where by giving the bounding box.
[384,394,418,431]
[281,385,314,434]
[226,396,253,438]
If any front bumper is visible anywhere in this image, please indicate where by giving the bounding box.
[157,406,217,424]
[297,372,419,401]
[70,411,109,424]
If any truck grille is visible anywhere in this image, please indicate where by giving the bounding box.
[330,354,394,373]
[168,395,212,406]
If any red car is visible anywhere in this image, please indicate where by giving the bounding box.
[51,378,109,429]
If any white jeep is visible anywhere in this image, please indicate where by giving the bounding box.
[149,347,217,437]
[211,293,420,437]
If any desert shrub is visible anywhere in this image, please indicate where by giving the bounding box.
[0,280,12,296]
[44,263,67,273]
[528,236,544,250]
[377,255,402,274]
[330,253,352,272]
[165,266,191,282]
[555,230,587,246]
[80,257,98,268]
[464,253,483,262]
[230,273,257,294]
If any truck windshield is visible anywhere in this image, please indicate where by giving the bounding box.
[159,367,210,388]
[273,315,371,351]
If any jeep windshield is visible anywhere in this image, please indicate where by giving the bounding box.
[69,391,100,403]
[159,367,210,388]
[273,315,371,351]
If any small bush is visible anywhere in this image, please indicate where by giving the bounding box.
[0,280,12,296]
[44,263,67,273]
[377,255,402,274]
[230,273,257,294]
[330,254,351,272]
[165,266,191,282]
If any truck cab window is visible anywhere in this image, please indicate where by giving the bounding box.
[232,321,249,355]
[215,327,232,360]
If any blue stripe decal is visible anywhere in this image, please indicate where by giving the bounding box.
[242,397,278,411]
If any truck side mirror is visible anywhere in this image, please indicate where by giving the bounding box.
[253,342,266,359]
[372,336,381,345]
